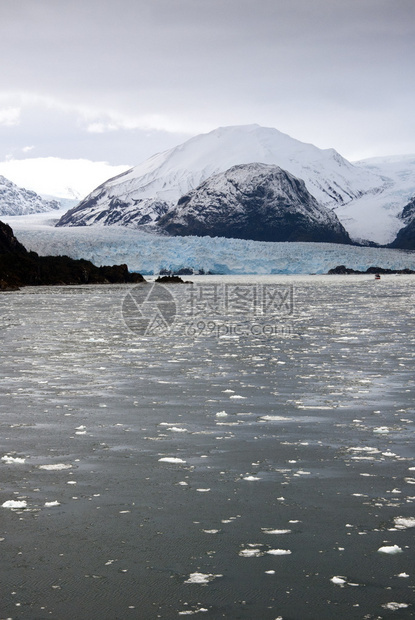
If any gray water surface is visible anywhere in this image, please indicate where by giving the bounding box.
[1,276,414,619]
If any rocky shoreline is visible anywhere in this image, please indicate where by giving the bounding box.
[0,220,145,290]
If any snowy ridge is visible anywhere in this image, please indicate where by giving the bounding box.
[159,163,351,243]
[0,175,60,216]
[57,125,387,233]
[6,213,415,275]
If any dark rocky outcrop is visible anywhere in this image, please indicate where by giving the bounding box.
[328,265,415,275]
[0,220,144,289]
[158,163,352,244]
[388,197,415,249]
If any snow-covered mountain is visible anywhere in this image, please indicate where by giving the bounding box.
[334,155,415,244]
[56,124,387,235]
[0,175,60,216]
[159,163,351,244]
[389,196,415,249]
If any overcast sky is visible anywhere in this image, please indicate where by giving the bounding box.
[0,0,414,195]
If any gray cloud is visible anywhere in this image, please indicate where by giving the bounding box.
[1,0,414,163]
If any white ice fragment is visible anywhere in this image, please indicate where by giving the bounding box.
[196,488,210,492]
[243,476,261,481]
[373,426,390,434]
[167,427,187,432]
[184,572,222,584]
[222,390,234,393]
[75,425,86,430]
[404,478,415,484]
[158,457,186,464]
[265,570,276,574]
[382,602,409,611]
[39,463,72,470]
[377,545,403,554]
[330,576,347,585]
[215,411,228,417]
[178,608,208,615]
[262,529,291,535]
[230,395,246,399]
[393,517,415,529]
[267,549,292,555]
[67,480,77,485]
[202,529,220,534]
[177,481,188,486]
[44,501,60,508]
[2,500,27,508]
[397,572,409,578]
[1,455,25,464]
[239,548,263,557]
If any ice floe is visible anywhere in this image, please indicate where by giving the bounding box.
[1,455,26,464]
[39,463,72,470]
[377,545,403,554]
[184,572,222,584]
[2,500,27,509]
[158,457,187,464]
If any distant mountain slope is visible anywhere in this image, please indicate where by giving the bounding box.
[56,124,385,231]
[158,163,351,244]
[388,196,415,249]
[334,154,415,244]
[0,175,60,216]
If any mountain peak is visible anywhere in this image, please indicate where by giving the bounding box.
[57,123,385,231]
[0,175,60,217]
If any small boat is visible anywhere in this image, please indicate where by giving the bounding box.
[375,273,381,280]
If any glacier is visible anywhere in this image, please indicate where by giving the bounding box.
[4,210,415,275]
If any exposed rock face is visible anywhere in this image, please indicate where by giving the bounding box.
[0,220,144,289]
[389,197,415,249]
[0,220,28,254]
[158,163,352,244]
[0,175,60,216]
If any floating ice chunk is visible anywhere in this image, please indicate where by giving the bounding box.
[230,395,246,399]
[167,427,187,432]
[404,478,415,484]
[382,451,397,457]
[267,549,292,555]
[44,501,60,508]
[184,572,222,584]
[378,545,403,554]
[196,488,211,492]
[2,500,27,508]
[178,608,208,615]
[158,457,187,464]
[243,476,261,481]
[75,425,86,430]
[1,455,25,464]
[394,517,415,529]
[330,576,347,585]
[397,572,410,578]
[75,431,87,435]
[265,570,276,574]
[382,602,409,611]
[215,411,228,417]
[261,415,290,421]
[222,390,234,393]
[373,427,390,434]
[177,481,188,486]
[202,529,220,534]
[239,548,263,557]
[39,464,72,470]
[262,528,291,535]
